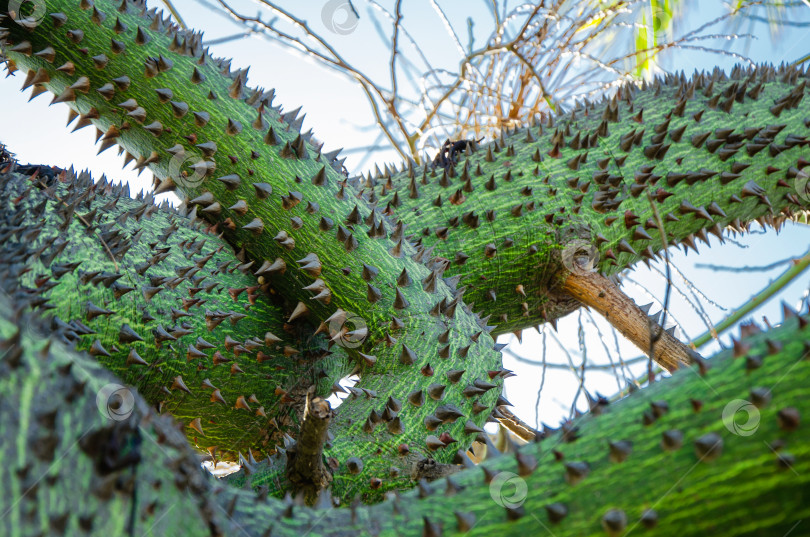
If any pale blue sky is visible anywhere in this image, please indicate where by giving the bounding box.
[1,0,809,429]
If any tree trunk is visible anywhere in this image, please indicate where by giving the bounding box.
[1,0,809,530]
[2,279,807,536]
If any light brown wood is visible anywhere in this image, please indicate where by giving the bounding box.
[562,269,699,372]
[497,407,541,442]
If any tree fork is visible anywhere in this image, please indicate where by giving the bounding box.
[2,0,810,520]
[0,0,505,502]
[374,66,810,336]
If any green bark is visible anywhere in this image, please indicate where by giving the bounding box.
[1,0,505,502]
[2,283,808,536]
[0,164,348,460]
[374,68,810,335]
[0,292,238,537]
[1,0,809,529]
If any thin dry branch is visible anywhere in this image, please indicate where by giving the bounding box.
[562,269,699,372]
[497,407,541,442]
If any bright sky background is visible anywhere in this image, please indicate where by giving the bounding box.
[1,0,810,432]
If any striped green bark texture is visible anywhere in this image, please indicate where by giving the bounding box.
[371,67,810,335]
[1,0,809,528]
[0,164,349,460]
[0,295,228,537]
[0,162,489,503]
[2,285,808,536]
[0,0,506,503]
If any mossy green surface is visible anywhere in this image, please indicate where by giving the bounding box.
[0,295,226,537]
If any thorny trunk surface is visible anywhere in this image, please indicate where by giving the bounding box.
[1,286,808,536]
[0,0,809,532]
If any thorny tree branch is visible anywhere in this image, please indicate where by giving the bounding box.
[285,395,333,503]
[162,0,810,449]
[188,0,802,167]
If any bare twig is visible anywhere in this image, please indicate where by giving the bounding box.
[645,190,673,380]
[188,0,776,164]
[533,327,547,430]
[503,346,649,371]
[690,251,810,349]
[570,310,588,419]
[695,256,797,273]
[389,0,402,100]
[582,309,630,394]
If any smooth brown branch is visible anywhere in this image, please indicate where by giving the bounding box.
[497,407,542,442]
[562,269,700,372]
[285,396,333,503]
